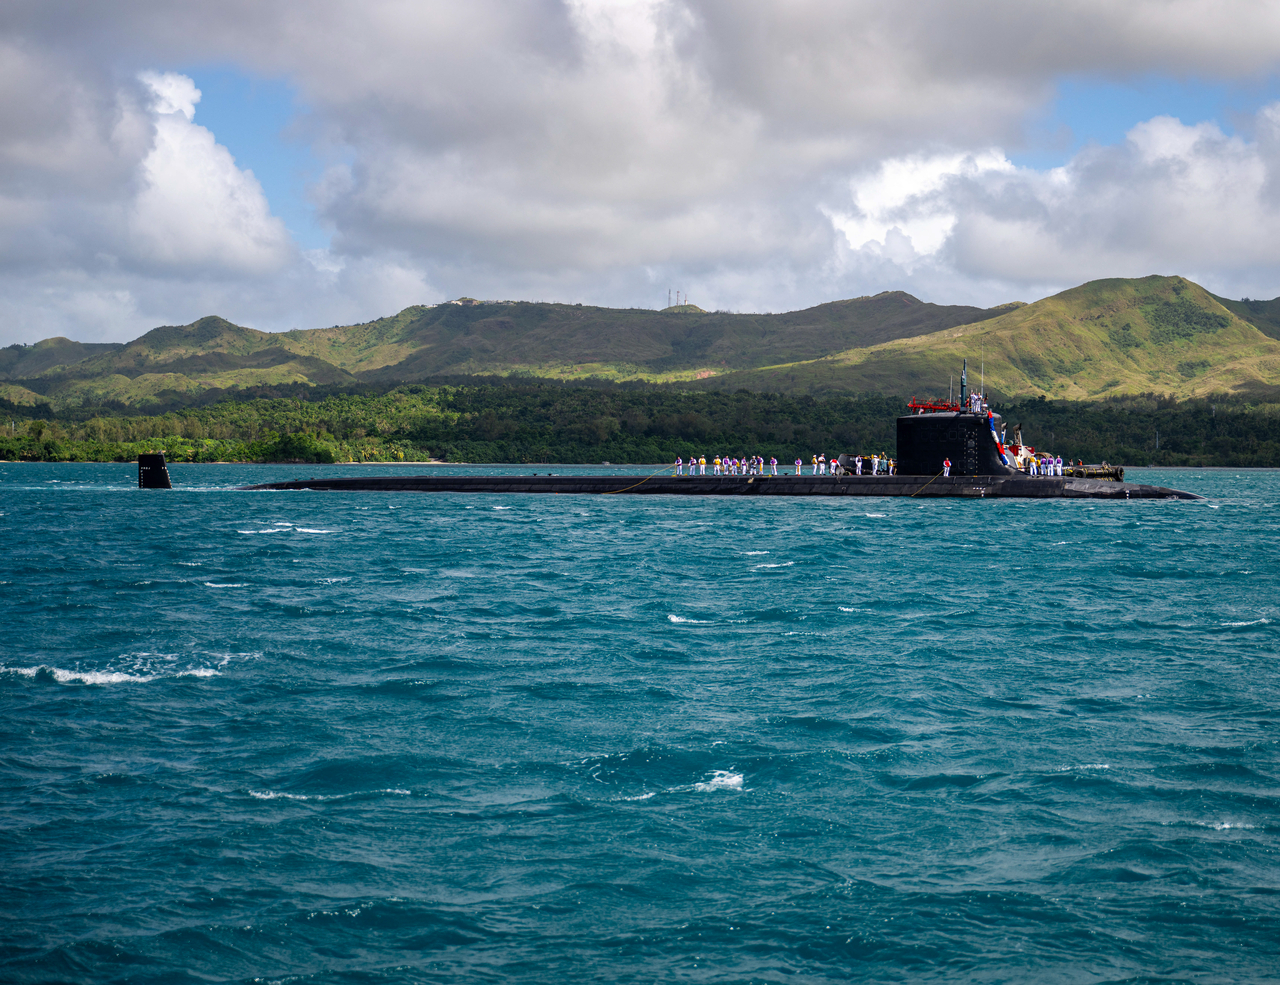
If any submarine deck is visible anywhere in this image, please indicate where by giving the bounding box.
[241,473,1203,500]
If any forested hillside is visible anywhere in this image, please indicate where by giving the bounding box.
[3,381,1278,467]
[1,292,1003,404]
[706,277,1280,401]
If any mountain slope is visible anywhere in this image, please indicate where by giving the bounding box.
[7,277,1279,407]
[0,338,125,379]
[1210,293,1280,341]
[25,317,356,404]
[346,291,1008,382]
[4,296,1009,403]
[710,276,1280,400]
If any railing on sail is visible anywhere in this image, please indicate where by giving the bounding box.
[907,398,963,414]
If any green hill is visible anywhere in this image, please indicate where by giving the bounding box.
[13,316,357,404]
[3,294,1005,405]
[323,292,1004,383]
[6,277,1280,407]
[0,338,124,379]
[1209,293,1280,341]
[710,276,1280,401]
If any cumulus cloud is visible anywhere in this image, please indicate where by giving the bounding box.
[825,111,1280,298]
[128,71,292,274]
[3,0,1280,343]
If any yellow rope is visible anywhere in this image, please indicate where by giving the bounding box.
[602,463,680,495]
[910,470,945,497]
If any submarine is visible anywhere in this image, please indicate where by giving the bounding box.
[139,365,1203,500]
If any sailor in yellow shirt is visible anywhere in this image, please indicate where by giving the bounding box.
[698,455,707,475]
[811,454,819,476]
[713,456,722,475]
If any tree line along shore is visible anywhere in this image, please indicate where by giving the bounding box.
[2,381,1279,468]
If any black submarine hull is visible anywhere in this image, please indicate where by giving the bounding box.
[240,473,1202,500]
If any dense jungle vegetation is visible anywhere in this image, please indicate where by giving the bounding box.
[1,380,1278,467]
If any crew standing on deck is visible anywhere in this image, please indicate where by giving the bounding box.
[795,457,802,475]
[770,456,778,475]
[943,457,951,476]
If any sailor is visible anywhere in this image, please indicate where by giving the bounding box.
[855,455,862,475]
[699,455,707,475]
[675,456,683,475]
[811,454,818,475]
[794,457,802,475]
[943,457,951,476]
[713,455,721,475]
[818,454,826,475]
[770,456,778,475]
[1056,455,1063,476]
[871,453,879,475]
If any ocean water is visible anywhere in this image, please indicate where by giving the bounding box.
[2,462,1277,984]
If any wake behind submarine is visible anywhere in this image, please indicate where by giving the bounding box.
[140,365,1203,500]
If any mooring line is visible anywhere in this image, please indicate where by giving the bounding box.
[602,463,679,495]
[910,470,946,497]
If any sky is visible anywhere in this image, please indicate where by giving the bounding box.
[5,0,1280,345]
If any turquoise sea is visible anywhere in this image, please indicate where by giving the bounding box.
[2,463,1277,983]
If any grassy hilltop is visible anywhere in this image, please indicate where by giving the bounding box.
[705,277,1280,401]
[4,276,1280,408]
[0,293,1004,406]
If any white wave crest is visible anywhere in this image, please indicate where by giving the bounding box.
[864,513,887,518]
[2,665,220,685]
[753,561,795,569]
[1221,618,1271,627]
[248,788,411,802]
[694,770,743,792]
[295,528,334,534]
[668,615,713,624]
[204,583,246,588]
[1195,820,1256,831]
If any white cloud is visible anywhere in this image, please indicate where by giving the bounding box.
[832,152,1016,266]
[127,72,293,274]
[5,1,1280,344]
[138,69,199,120]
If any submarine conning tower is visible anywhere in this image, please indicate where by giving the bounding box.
[137,452,173,489]
[896,394,1016,477]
